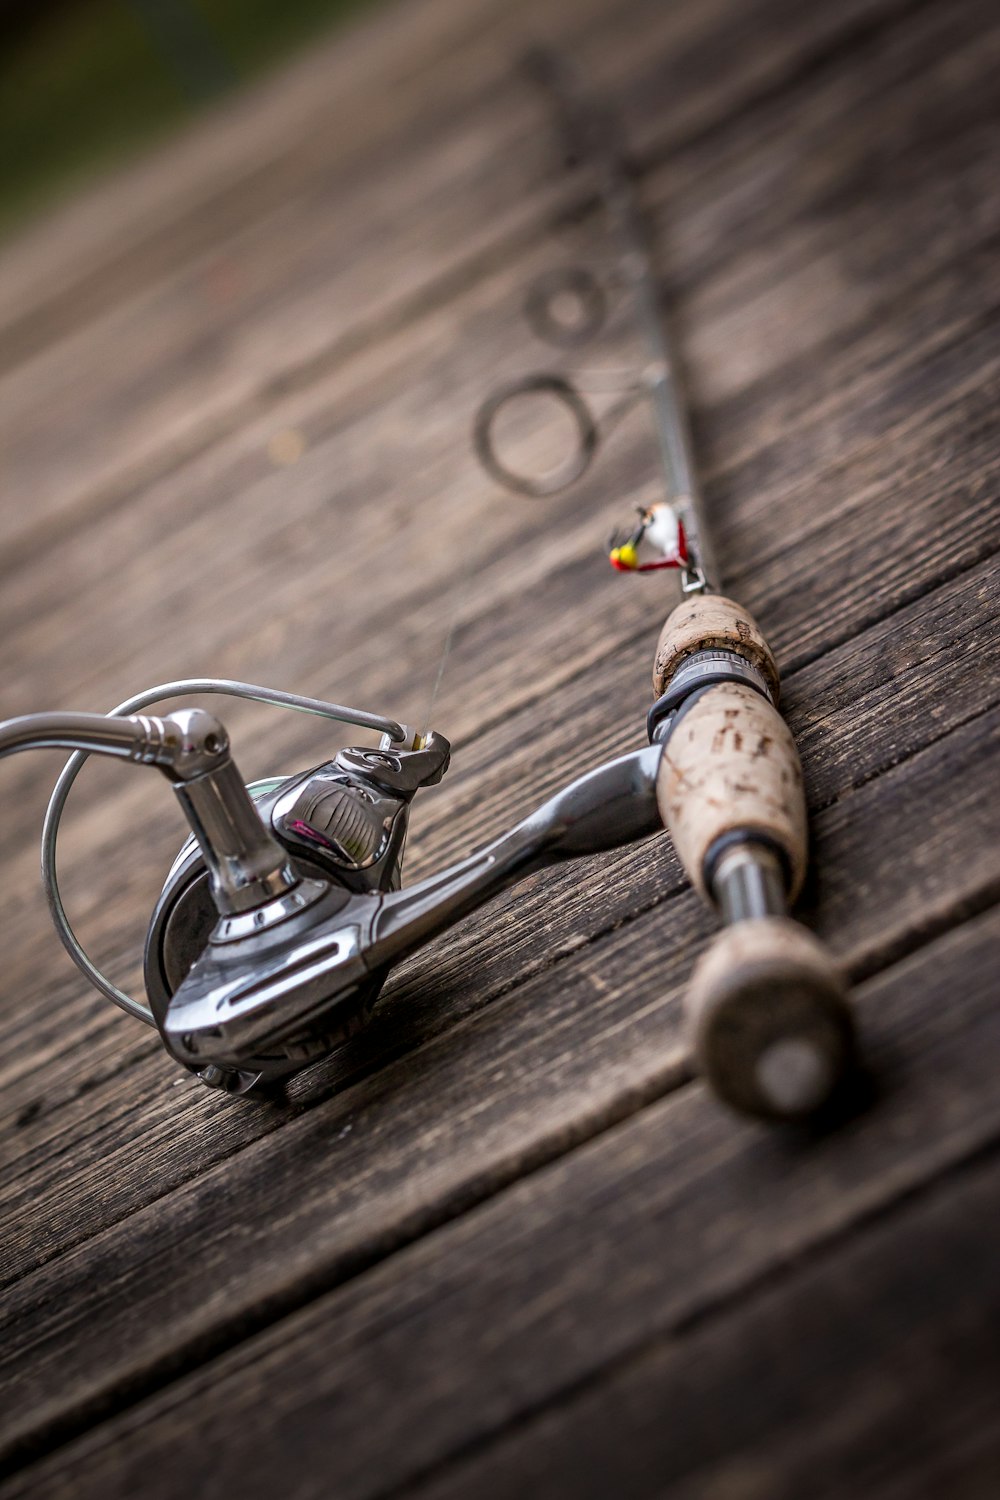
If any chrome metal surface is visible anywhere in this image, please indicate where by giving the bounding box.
[158,744,664,1076]
[713,843,788,925]
[14,694,668,1088]
[172,756,300,915]
[273,774,401,872]
[0,703,241,1029]
[154,708,232,780]
[669,651,774,705]
[270,730,450,885]
[145,851,340,1014]
[40,678,412,1026]
[0,706,228,1022]
[0,709,175,767]
[648,650,774,747]
[210,878,332,943]
[369,743,664,969]
[332,731,451,795]
[146,732,452,1081]
[161,890,371,1072]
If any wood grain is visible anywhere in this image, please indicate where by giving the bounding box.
[0,0,925,557]
[411,1136,1000,1500]
[4,907,999,1498]
[2,681,999,1474]
[1,0,998,1491]
[2,549,998,1294]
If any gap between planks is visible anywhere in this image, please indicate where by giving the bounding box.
[390,1137,1000,1500]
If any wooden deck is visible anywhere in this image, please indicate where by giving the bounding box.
[1,0,998,1493]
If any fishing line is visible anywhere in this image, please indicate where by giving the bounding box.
[421,611,458,741]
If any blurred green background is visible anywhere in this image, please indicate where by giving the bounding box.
[0,0,379,237]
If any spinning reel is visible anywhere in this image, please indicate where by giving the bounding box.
[7,678,663,1095]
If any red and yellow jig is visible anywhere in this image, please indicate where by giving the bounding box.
[608,501,689,573]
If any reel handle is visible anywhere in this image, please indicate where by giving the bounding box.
[652,595,855,1120]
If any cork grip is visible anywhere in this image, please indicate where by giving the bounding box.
[653,594,781,702]
[655,681,808,901]
[653,595,855,1120]
[653,595,805,900]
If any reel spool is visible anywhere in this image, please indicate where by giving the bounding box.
[37,679,449,1095]
[142,739,450,1091]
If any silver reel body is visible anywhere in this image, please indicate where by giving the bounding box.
[7,679,663,1101]
[144,735,450,1092]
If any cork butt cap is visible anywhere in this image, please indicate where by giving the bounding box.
[686,918,855,1121]
[653,594,781,701]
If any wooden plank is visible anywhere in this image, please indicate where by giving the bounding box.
[0,0,535,345]
[3,904,998,1495]
[0,136,994,851]
[1,458,997,1281]
[0,0,913,356]
[1,4,995,749]
[0,172,995,1158]
[2,468,997,1231]
[0,363,994,1425]
[0,0,996,1487]
[6,274,989,905]
[410,1152,1000,1500]
[2,687,999,1473]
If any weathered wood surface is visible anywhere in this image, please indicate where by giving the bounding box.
[0,0,998,1492]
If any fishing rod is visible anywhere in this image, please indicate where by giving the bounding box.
[475,49,857,1118]
[0,54,854,1121]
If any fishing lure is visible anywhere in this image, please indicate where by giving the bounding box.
[609,501,689,573]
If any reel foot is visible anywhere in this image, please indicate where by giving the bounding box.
[195,1065,265,1095]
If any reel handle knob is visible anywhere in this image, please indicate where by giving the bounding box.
[652,595,855,1119]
